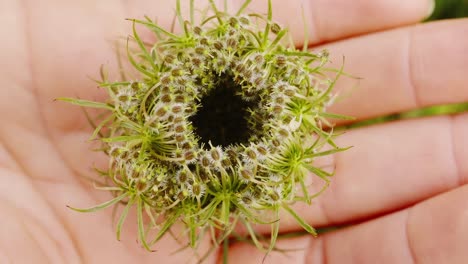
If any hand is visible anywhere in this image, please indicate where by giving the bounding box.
[1,0,467,263]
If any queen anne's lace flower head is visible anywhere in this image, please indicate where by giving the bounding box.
[61,0,350,257]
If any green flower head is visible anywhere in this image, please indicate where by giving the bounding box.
[61,0,350,258]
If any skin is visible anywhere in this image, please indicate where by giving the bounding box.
[1,0,467,263]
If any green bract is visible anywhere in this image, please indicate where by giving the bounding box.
[61,0,350,258]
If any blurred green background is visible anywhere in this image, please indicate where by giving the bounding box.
[346,0,468,129]
[428,0,468,20]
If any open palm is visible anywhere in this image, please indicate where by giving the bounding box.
[1,0,467,263]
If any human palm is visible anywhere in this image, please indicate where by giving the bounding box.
[1,0,468,263]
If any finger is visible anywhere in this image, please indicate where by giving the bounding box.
[23,0,432,158]
[126,0,433,46]
[0,0,78,185]
[320,184,468,264]
[0,168,77,262]
[6,0,434,135]
[226,235,312,264]
[0,169,215,264]
[248,113,468,234]
[228,185,468,264]
[0,0,48,141]
[25,0,433,136]
[60,187,216,263]
[321,19,468,124]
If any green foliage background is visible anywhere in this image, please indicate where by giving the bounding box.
[429,0,468,20]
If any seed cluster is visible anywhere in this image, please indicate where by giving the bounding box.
[66,0,347,253]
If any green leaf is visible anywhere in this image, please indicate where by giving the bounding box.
[304,163,333,180]
[131,21,157,71]
[263,208,280,262]
[101,135,142,143]
[137,197,153,251]
[305,146,352,158]
[282,203,317,236]
[81,106,99,136]
[243,220,265,251]
[319,111,355,120]
[234,201,276,225]
[189,217,197,248]
[116,196,135,241]
[262,0,273,45]
[309,124,339,148]
[99,81,131,88]
[220,196,231,227]
[89,115,113,141]
[127,18,179,39]
[67,193,127,213]
[176,0,189,36]
[208,0,223,24]
[236,0,252,16]
[56,98,113,110]
[267,29,288,51]
[150,211,181,245]
[126,38,155,79]
[99,64,108,82]
[189,0,195,24]
[309,180,330,200]
[315,57,345,103]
